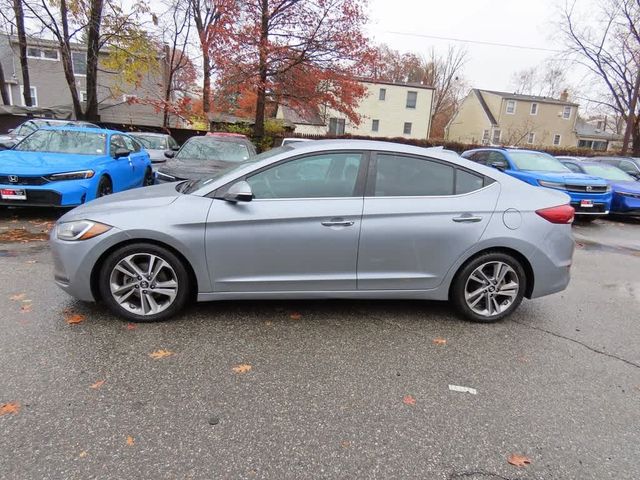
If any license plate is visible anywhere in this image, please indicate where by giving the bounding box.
[1,188,26,200]
[580,199,594,208]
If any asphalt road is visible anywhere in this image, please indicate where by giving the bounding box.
[1,208,639,480]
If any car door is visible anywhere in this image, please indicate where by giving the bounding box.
[357,152,499,290]
[108,135,136,191]
[205,151,367,292]
[123,135,148,185]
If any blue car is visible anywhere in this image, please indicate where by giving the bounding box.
[559,159,640,215]
[0,127,153,207]
[461,148,612,216]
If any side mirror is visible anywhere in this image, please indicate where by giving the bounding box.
[224,181,253,203]
[490,162,506,171]
[171,145,180,151]
[164,150,176,158]
[114,147,131,159]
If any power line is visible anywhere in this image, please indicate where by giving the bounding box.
[383,31,562,53]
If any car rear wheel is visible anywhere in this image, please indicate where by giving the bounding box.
[98,243,191,322]
[451,252,526,323]
[96,176,112,197]
[143,167,154,186]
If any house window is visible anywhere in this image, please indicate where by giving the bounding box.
[72,51,86,75]
[328,117,345,135]
[553,134,561,145]
[562,106,571,119]
[506,100,516,114]
[530,103,538,115]
[403,122,412,135]
[379,88,386,101]
[81,91,88,102]
[492,129,501,144]
[27,47,59,61]
[482,129,490,143]
[20,85,37,106]
[371,119,379,132]
[527,132,535,144]
[406,91,417,109]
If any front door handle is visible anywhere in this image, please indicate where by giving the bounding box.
[321,218,355,227]
[452,215,482,223]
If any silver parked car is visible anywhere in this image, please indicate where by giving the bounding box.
[50,140,575,323]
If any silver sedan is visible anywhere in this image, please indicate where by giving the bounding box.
[50,140,575,323]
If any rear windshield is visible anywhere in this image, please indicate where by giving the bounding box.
[134,135,167,150]
[509,151,570,173]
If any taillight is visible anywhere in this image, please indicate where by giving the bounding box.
[536,204,575,224]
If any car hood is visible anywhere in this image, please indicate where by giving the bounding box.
[0,150,105,174]
[159,158,235,180]
[60,182,182,222]
[609,180,640,192]
[527,171,608,185]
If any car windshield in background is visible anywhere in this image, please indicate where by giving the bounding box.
[15,129,107,155]
[181,145,292,194]
[509,151,570,173]
[582,164,635,181]
[134,135,167,150]
[177,139,251,163]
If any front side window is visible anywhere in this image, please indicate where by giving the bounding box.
[374,154,454,197]
[122,135,141,152]
[486,151,509,169]
[15,130,106,155]
[247,152,363,199]
[563,106,571,119]
[328,118,345,135]
[406,91,417,109]
[506,100,516,114]
[403,122,412,135]
[110,135,127,156]
[72,52,87,75]
[553,134,561,146]
[563,162,582,173]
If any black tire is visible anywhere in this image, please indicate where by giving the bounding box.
[450,252,527,323]
[142,167,154,186]
[96,175,113,198]
[98,243,191,322]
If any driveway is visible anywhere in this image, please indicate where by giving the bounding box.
[1,209,639,479]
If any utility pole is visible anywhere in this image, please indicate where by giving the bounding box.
[621,68,640,156]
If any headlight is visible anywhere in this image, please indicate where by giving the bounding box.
[620,191,640,199]
[538,180,566,190]
[47,170,95,181]
[605,185,612,193]
[57,220,111,241]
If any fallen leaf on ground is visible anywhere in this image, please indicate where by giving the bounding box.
[232,364,252,374]
[126,435,135,446]
[264,320,273,326]
[65,313,86,325]
[402,394,416,406]
[20,304,32,313]
[0,402,20,416]
[90,380,105,389]
[341,440,351,448]
[125,323,137,330]
[290,312,302,320]
[507,453,532,467]
[25,260,37,264]
[79,451,88,458]
[10,293,26,301]
[432,337,447,345]
[149,349,174,360]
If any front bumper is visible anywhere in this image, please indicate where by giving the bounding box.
[611,192,640,215]
[0,180,93,207]
[566,191,612,216]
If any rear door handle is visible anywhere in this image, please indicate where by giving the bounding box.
[321,218,355,227]
[452,215,483,223]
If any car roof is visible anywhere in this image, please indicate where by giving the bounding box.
[40,126,123,135]
[130,132,171,137]
[187,134,250,143]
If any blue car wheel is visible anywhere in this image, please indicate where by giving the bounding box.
[97,176,113,198]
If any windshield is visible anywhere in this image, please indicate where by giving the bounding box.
[176,138,251,163]
[134,135,167,150]
[582,164,634,181]
[181,146,292,194]
[15,129,107,155]
[509,151,571,173]
[14,121,41,136]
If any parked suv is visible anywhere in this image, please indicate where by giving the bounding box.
[462,148,612,216]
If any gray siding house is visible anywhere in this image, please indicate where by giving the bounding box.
[0,34,170,127]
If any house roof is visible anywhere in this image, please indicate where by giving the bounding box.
[359,78,435,90]
[478,89,580,107]
[279,105,325,126]
[473,89,497,126]
[575,118,622,140]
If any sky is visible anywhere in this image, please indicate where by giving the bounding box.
[366,0,569,92]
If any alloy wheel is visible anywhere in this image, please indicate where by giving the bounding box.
[109,253,179,316]
[464,261,519,317]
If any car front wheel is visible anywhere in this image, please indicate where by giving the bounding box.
[451,252,526,323]
[98,243,191,322]
[143,167,154,186]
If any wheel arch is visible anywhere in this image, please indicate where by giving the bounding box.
[90,238,199,302]
[448,246,535,300]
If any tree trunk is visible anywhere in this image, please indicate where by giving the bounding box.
[202,50,211,113]
[13,0,32,107]
[58,0,83,119]
[0,62,10,105]
[252,0,269,146]
[632,116,640,157]
[84,0,104,121]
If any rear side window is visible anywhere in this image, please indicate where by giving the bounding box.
[455,169,484,194]
[374,154,454,196]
